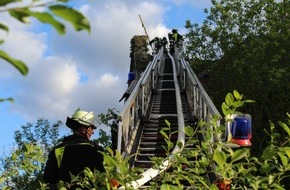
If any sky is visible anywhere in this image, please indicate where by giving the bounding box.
[0,0,212,152]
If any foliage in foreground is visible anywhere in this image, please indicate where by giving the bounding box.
[0,91,289,189]
[0,0,91,103]
[0,118,62,190]
[0,0,90,76]
[185,0,290,157]
[145,91,290,189]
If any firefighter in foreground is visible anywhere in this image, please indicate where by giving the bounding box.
[43,109,106,189]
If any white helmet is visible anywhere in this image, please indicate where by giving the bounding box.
[66,108,98,129]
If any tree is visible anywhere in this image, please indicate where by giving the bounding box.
[185,0,290,155]
[0,0,90,102]
[98,108,120,150]
[0,116,115,189]
[0,118,63,189]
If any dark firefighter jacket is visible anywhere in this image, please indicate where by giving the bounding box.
[172,32,183,43]
[43,134,105,186]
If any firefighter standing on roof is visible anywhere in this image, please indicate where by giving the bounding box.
[43,108,105,189]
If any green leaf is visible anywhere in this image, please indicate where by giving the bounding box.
[83,167,94,179]
[209,184,220,190]
[279,147,290,158]
[49,5,90,33]
[225,93,234,106]
[9,9,31,23]
[102,154,118,167]
[0,22,9,33]
[0,0,20,6]
[160,130,169,139]
[233,90,240,100]
[161,127,170,132]
[222,102,230,115]
[28,11,66,35]
[106,147,114,156]
[277,152,288,167]
[160,184,170,190]
[0,50,28,75]
[232,101,244,108]
[213,150,226,168]
[184,126,194,136]
[278,121,290,137]
[167,141,174,149]
[177,141,183,149]
[161,184,180,190]
[259,162,272,174]
[262,145,276,160]
[165,119,171,127]
[243,99,256,103]
[231,148,249,163]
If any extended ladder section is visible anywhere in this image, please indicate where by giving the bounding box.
[117,46,220,189]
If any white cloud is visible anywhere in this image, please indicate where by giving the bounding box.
[0,0,210,148]
[27,56,79,96]
[97,73,120,88]
[9,56,79,120]
[0,29,47,77]
[0,1,182,123]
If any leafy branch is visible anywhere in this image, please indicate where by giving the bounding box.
[0,0,90,76]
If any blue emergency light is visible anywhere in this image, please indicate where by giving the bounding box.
[227,114,252,146]
[128,72,136,81]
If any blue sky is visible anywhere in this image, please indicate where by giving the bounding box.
[0,0,212,152]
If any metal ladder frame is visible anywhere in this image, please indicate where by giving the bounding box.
[117,45,221,188]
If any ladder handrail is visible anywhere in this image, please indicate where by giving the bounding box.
[176,47,221,143]
[123,51,186,189]
[117,49,163,157]
[181,58,220,116]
